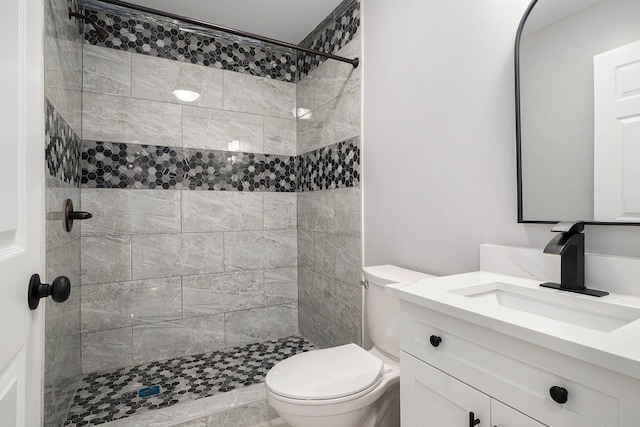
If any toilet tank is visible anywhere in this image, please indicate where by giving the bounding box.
[363,265,435,359]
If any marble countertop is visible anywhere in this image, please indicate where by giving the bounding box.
[387,271,640,381]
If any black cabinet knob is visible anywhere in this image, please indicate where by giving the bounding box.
[550,386,568,404]
[28,274,71,310]
[429,335,442,347]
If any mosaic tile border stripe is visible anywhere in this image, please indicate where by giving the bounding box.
[81,141,297,191]
[64,336,314,426]
[82,0,359,83]
[298,0,360,79]
[298,138,360,191]
[83,2,297,82]
[45,98,81,185]
[81,138,360,192]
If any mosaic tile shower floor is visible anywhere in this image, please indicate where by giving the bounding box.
[64,336,314,426]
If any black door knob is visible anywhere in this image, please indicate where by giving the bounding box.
[549,386,568,404]
[28,274,71,310]
[429,335,442,347]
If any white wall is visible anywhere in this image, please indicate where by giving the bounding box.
[361,0,640,277]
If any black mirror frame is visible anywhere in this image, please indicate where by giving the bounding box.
[514,0,639,226]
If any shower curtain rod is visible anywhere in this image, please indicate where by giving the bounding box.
[93,0,360,68]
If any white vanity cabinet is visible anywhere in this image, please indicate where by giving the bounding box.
[402,351,543,427]
[398,300,640,427]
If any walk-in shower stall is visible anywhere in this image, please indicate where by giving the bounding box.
[43,0,362,425]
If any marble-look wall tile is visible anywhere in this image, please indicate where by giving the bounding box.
[45,238,81,338]
[182,106,263,152]
[265,267,298,305]
[297,191,335,233]
[81,235,131,284]
[132,314,226,363]
[296,100,335,155]
[82,327,133,373]
[334,187,361,237]
[297,34,361,112]
[132,232,224,280]
[224,231,297,271]
[264,193,296,230]
[44,0,83,422]
[45,37,82,93]
[334,86,361,142]
[44,334,81,427]
[83,44,131,96]
[314,232,339,279]
[330,279,362,334]
[334,234,362,286]
[81,189,181,235]
[223,71,295,119]
[299,302,358,349]
[225,304,298,348]
[206,399,269,427]
[45,333,81,386]
[264,117,296,156]
[81,277,182,333]
[82,92,182,145]
[131,54,223,109]
[297,230,315,269]
[45,86,82,142]
[182,271,264,317]
[297,267,331,318]
[182,191,263,232]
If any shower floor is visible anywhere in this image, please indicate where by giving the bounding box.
[64,336,314,426]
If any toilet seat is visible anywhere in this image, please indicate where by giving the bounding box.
[266,344,384,401]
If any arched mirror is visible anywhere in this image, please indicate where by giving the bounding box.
[516,0,640,224]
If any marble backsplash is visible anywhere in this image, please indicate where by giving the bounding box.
[480,244,640,298]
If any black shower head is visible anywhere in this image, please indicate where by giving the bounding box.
[68,8,109,42]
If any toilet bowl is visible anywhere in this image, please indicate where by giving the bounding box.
[266,265,435,427]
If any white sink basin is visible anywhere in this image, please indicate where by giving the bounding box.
[449,281,640,333]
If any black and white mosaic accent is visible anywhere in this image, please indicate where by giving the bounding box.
[81,138,360,192]
[298,0,360,79]
[298,138,360,192]
[64,336,314,426]
[81,141,297,191]
[83,2,297,82]
[45,99,81,185]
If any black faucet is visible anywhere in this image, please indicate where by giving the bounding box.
[540,221,609,297]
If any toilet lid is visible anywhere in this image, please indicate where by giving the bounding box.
[266,344,383,400]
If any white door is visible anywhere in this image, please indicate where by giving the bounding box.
[594,39,640,222]
[400,351,491,427]
[0,0,45,424]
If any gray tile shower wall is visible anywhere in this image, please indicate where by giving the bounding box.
[296,28,362,348]
[298,0,360,79]
[44,0,84,425]
[80,43,299,372]
[78,0,362,375]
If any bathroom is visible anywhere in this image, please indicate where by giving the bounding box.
[2,0,640,426]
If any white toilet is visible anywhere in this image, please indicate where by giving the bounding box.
[266,265,435,427]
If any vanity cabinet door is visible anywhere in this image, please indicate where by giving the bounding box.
[401,351,490,427]
[491,399,546,427]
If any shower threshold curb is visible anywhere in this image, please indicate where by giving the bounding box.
[96,383,287,427]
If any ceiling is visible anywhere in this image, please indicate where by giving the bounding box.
[121,0,345,44]
[522,0,605,35]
